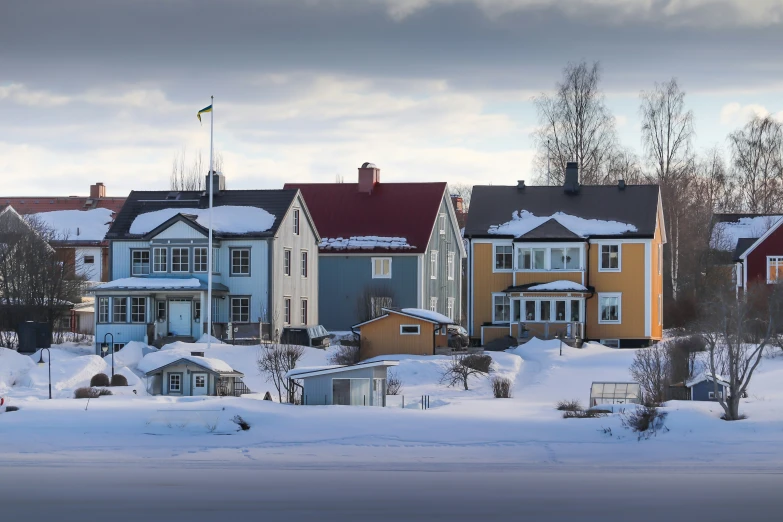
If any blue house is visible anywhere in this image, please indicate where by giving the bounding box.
[686,373,730,402]
[287,163,465,331]
[92,174,320,352]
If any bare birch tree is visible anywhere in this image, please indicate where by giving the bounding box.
[532,61,618,186]
[170,149,224,191]
[257,344,305,403]
[729,115,783,213]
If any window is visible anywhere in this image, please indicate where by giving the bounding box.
[212,297,220,323]
[153,247,168,273]
[284,249,291,276]
[194,301,200,321]
[301,299,308,324]
[293,209,300,235]
[113,343,126,351]
[768,256,783,283]
[495,245,513,270]
[332,378,371,406]
[493,294,510,323]
[524,301,536,321]
[540,300,551,322]
[195,375,206,388]
[131,250,150,276]
[400,325,420,335]
[555,300,566,321]
[550,247,580,270]
[447,298,455,321]
[372,257,391,279]
[447,252,455,280]
[439,213,446,235]
[599,293,621,323]
[212,248,220,273]
[130,297,146,323]
[569,300,580,322]
[430,297,438,312]
[517,247,546,270]
[370,296,392,319]
[231,248,250,276]
[193,247,208,273]
[113,297,127,323]
[301,250,308,278]
[431,251,438,279]
[98,297,109,323]
[157,301,166,321]
[284,298,291,324]
[171,247,189,273]
[709,391,723,400]
[168,373,181,393]
[601,339,620,349]
[230,297,250,323]
[83,255,95,264]
[600,244,621,271]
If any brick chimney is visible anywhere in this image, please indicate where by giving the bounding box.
[90,182,106,199]
[358,162,380,194]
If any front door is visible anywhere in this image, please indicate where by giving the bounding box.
[192,373,208,396]
[168,301,191,336]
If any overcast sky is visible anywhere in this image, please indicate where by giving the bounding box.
[2,0,782,197]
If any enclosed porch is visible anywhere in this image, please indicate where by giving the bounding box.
[505,281,593,345]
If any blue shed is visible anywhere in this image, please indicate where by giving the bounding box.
[686,373,730,402]
[287,360,399,406]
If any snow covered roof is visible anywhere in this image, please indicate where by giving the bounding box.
[129,206,275,235]
[488,211,637,238]
[286,360,399,379]
[138,352,240,376]
[93,277,229,292]
[525,281,588,292]
[710,215,783,252]
[399,308,454,324]
[30,207,114,242]
[686,373,729,388]
[320,236,414,251]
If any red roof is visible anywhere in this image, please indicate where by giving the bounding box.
[285,182,447,254]
[0,197,126,215]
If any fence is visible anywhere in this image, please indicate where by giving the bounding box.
[385,395,432,410]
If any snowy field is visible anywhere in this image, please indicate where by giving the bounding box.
[2,336,783,471]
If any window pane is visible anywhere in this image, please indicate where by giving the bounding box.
[494,295,510,322]
[551,248,564,270]
[153,248,167,272]
[350,379,370,406]
[540,300,551,321]
[232,249,250,275]
[555,301,566,321]
[194,247,208,272]
[524,301,536,321]
[172,248,189,272]
[495,246,512,270]
[533,249,546,269]
[131,297,145,323]
[113,297,127,323]
[565,248,580,269]
[569,301,580,322]
[333,379,350,405]
[518,248,531,269]
[600,297,619,321]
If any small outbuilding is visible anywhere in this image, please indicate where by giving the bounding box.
[669,373,730,402]
[287,360,399,406]
[140,352,246,397]
[589,382,642,407]
[352,308,453,360]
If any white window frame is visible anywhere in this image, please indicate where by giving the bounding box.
[230,296,250,323]
[430,296,438,312]
[600,339,620,348]
[193,247,208,273]
[301,298,308,325]
[400,324,421,335]
[371,257,391,279]
[598,293,622,324]
[83,255,95,264]
[492,293,511,323]
[293,209,300,235]
[599,244,621,272]
[130,297,146,324]
[230,248,251,276]
[153,247,168,273]
[494,244,513,271]
[439,213,446,235]
[113,297,127,323]
[516,246,548,271]
[447,297,455,321]
[767,256,783,284]
[171,247,189,273]
[301,250,308,278]
[131,250,150,276]
[168,373,182,393]
[447,251,455,281]
[430,250,438,279]
[549,247,581,271]
[98,297,109,323]
[284,297,291,325]
[283,249,291,276]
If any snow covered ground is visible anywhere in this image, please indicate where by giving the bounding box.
[2,337,783,471]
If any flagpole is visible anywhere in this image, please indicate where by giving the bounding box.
[206,95,214,351]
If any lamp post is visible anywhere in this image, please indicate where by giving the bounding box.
[37,347,52,400]
[102,332,114,378]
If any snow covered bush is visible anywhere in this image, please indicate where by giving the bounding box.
[621,405,668,439]
[110,374,128,387]
[562,409,605,419]
[556,399,583,412]
[491,376,512,398]
[90,373,110,387]
[328,345,360,366]
[386,370,402,395]
[74,387,112,399]
[440,354,492,391]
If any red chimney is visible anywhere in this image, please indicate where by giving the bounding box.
[90,182,106,199]
[358,162,380,194]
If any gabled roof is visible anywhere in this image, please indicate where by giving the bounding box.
[106,189,299,240]
[0,196,125,215]
[141,356,243,376]
[733,238,757,262]
[352,307,454,329]
[686,373,729,388]
[465,185,660,239]
[711,213,783,253]
[517,218,582,241]
[284,182,447,254]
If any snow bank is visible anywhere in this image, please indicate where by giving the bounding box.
[710,216,781,251]
[129,206,276,235]
[101,341,150,369]
[489,211,637,238]
[526,281,588,292]
[196,334,224,344]
[400,308,453,324]
[23,350,108,394]
[0,348,35,393]
[95,277,202,289]
[30,207,114,241]
[320,236,414,250]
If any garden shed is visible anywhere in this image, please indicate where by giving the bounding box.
[685,373,730,401]
[287,360,399,406]
[589,382,641,407]
[140,353,246,397]
[352,308,452,360]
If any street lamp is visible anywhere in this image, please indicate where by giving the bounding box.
[102,333,114,378]
[37,347,52,400]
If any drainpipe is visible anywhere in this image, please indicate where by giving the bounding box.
[584,240,596,341]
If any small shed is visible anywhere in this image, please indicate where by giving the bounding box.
[589,382,642,407]
[352,308,452,360]
[685,373,730,401]
[287,360,399,406]
[140,353,246,397]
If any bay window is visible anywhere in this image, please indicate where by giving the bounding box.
[516,247,547,270]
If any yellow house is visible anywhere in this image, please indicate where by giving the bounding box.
[353,308,452,360]
[464,163,665,349]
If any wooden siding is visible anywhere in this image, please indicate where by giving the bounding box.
[359,313,446,360]
[481,325,509,344]
[587,243,647,340]
[422,194,463,324]
[471,243,513,334]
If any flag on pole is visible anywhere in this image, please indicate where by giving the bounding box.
[197,104,213,123]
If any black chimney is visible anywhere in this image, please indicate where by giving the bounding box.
[517,180,526,191]
[563,162,579,193]
[618,179,626,190]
